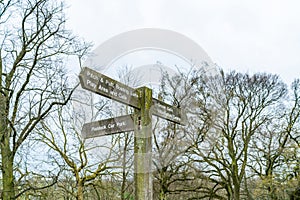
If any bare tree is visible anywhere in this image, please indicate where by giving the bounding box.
[247,79,300,199]
[0,0,90,199]
[190,71,287,199]
[151,68,216,200]
[36,105,121,200]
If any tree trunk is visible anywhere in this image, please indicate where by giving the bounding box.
[232,172,240,200]
[77,181,84,200]
[0,94,15,199]
[159,176,168,200]
[159,189,167,200]
[233,184,240,200]
[1,137,15,200]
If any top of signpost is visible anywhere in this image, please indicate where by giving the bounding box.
[79,67,186,125]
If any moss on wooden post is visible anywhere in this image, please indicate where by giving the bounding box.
[134,87,153,200]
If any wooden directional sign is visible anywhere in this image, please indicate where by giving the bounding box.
[82,114,134,139]
[152,98,186,125]
[79,67,140,109]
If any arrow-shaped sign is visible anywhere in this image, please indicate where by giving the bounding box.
[82,114,134,139]
[152,98,186,125]
[79,67,140,109]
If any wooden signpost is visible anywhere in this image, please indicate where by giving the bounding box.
[79,67,185,200]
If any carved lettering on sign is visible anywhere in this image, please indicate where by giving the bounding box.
[82,115,135,139]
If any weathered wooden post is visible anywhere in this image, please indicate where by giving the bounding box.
[134,87,153,200]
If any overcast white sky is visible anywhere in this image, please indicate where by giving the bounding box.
[65,0,300,84]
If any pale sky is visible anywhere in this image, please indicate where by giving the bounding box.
[65,0,300,85]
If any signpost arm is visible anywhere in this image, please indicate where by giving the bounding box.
[134,87,153,200]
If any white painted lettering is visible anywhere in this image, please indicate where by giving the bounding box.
[98,84,109,93]
[118,93,128,100]
[105,79,114,87]
[109,90,118,97]
[117,121,126,127]
[87,80,96,89]
[86,71,98,80]
[91,125,106,132]
[108,123,115,129]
